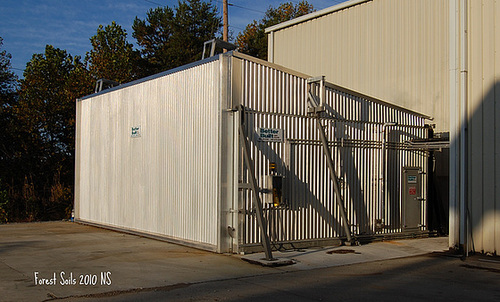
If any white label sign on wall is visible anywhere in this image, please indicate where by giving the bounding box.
[257,127,283,142]
[131,126,141,138]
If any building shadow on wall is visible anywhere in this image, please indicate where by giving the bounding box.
[450,81,500,254]
[245,117,343,242]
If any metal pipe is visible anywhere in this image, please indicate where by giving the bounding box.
[448,0,460,251]
[379,122,397,225]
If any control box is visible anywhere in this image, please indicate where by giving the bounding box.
[265,175,283,207]
[402,167,423,230]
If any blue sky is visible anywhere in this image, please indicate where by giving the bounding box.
[0,0,345,78]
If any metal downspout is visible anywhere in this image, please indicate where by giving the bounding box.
[449,0,459,251]
[459,0,469,256]
[268,31,275,63]
[379,123,397,226]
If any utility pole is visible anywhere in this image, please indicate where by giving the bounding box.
[223,0,228,45]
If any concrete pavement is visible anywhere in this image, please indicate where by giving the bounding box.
[69,254,500,302]
[241,236,450,269]
[0,222,274,301]
[1,221,498,301]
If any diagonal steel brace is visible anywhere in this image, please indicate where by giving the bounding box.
[238,112,274,260]
[307,78,354,244]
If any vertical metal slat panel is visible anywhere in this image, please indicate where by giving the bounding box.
[77,60,221,249]
[236,56,427,248]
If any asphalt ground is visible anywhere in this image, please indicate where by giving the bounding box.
[1,221,499,302]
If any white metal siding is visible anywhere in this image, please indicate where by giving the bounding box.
[76,52,431,253]
[76,60,221,249]
[235,56,427,247]
[268,0,449,134]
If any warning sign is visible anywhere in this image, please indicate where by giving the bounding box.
[409,186,417,195]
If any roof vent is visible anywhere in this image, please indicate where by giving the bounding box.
[202,39,238,59]
[95,79,120,93]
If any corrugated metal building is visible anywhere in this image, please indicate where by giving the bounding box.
[75,52,429,254]
[266,0,449,134]
[266,0,500,254]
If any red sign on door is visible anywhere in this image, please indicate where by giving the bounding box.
[409,187,417,195]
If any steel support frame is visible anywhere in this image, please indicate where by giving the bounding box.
[316,119,354,244]
[307,77,354,244]
[238,110,274,260]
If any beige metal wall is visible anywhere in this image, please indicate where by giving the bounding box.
[266,0,500,254]
[75,59,223,251]
[466,0,500,254]
[267,0,449,133]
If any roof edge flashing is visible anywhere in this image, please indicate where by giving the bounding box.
[232,51,311,79]
[80,54,221,101]
[323,81,432,120]
[265,0,372,33]
[233,51,431,120]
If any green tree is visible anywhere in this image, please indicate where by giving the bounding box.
[133,0,222,75]
[237,1,314,60]
[11,45,93,221]
[87,21,140,83]
[0,37,17,222]
[18,46,87,155]
[0,37,17,103]
[0,179,8,223]
[0,37,18,163]
[132,6,175,75]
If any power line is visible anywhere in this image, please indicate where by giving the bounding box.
[212,0,265,14]
[144,0,165,7]
[143,0,265,15]
[229,25,245,31]
[228,3,265,14]
[142,0,343,14]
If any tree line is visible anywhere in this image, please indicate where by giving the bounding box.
[0,0,313,223]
